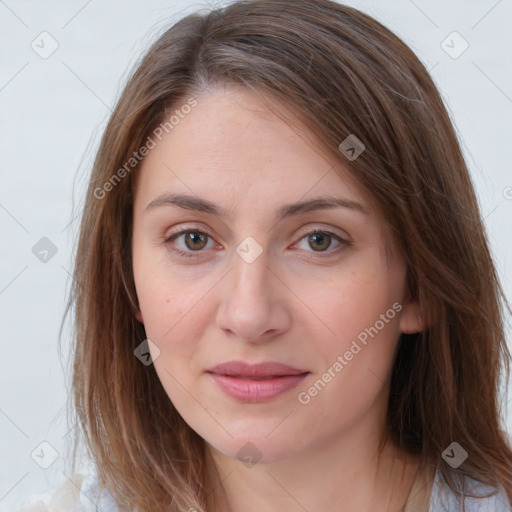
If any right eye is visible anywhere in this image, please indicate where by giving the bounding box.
[164,229,216,258]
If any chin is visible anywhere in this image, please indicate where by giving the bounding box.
[205,430,301,466]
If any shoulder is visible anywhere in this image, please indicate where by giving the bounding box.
[10,472,120,512]
[428,467,512,512]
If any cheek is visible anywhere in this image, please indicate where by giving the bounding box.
[298,268,403,403]
[138,282,207,348]
[306,266,402,344]
[133,271,223,412]
[133,247,209,339]
[136,275,208,403]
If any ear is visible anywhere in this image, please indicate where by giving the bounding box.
[399,299,424,334]
[135,309,144,324]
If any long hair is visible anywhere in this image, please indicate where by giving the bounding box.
[65,1,512,510]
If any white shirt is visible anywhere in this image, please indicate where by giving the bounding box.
[427,468,511,512]
[11,466,511,512]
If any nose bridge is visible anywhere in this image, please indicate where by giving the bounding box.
[215,237,290,341]
[230,238,272,303]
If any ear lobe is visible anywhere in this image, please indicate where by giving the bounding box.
[135,310,144,324]
[399,300,424,334]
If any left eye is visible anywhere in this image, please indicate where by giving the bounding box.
[294,229,344,253]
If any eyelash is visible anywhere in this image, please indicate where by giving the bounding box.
[163,226,351,260]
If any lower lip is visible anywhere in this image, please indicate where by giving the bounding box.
[208,373,309,403]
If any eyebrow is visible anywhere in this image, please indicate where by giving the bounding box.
[145,192,367,220]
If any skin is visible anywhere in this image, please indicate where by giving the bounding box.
[132,83,428,512]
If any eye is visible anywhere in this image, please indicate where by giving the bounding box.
[163,226,351,260]
[164,229,215,258]
[293,228,350,256]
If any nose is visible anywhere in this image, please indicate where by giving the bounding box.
[215,245,292,344]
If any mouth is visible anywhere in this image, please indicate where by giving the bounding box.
[207,360,309,378]
[217,375,291,380]
[207,373,310,403]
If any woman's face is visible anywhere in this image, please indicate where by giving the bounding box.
[132,84,420,464]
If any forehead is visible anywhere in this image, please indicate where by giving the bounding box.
[136,84,369,214]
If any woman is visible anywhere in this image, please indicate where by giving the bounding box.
[15,0,512,511]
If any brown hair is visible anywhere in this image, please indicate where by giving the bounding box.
[65,0,512,510]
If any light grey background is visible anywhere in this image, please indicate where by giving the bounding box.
[1,0,511,509]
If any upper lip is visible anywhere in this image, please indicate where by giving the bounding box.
[207,361,309,378]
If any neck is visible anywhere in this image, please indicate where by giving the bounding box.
[204,428,423,512]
